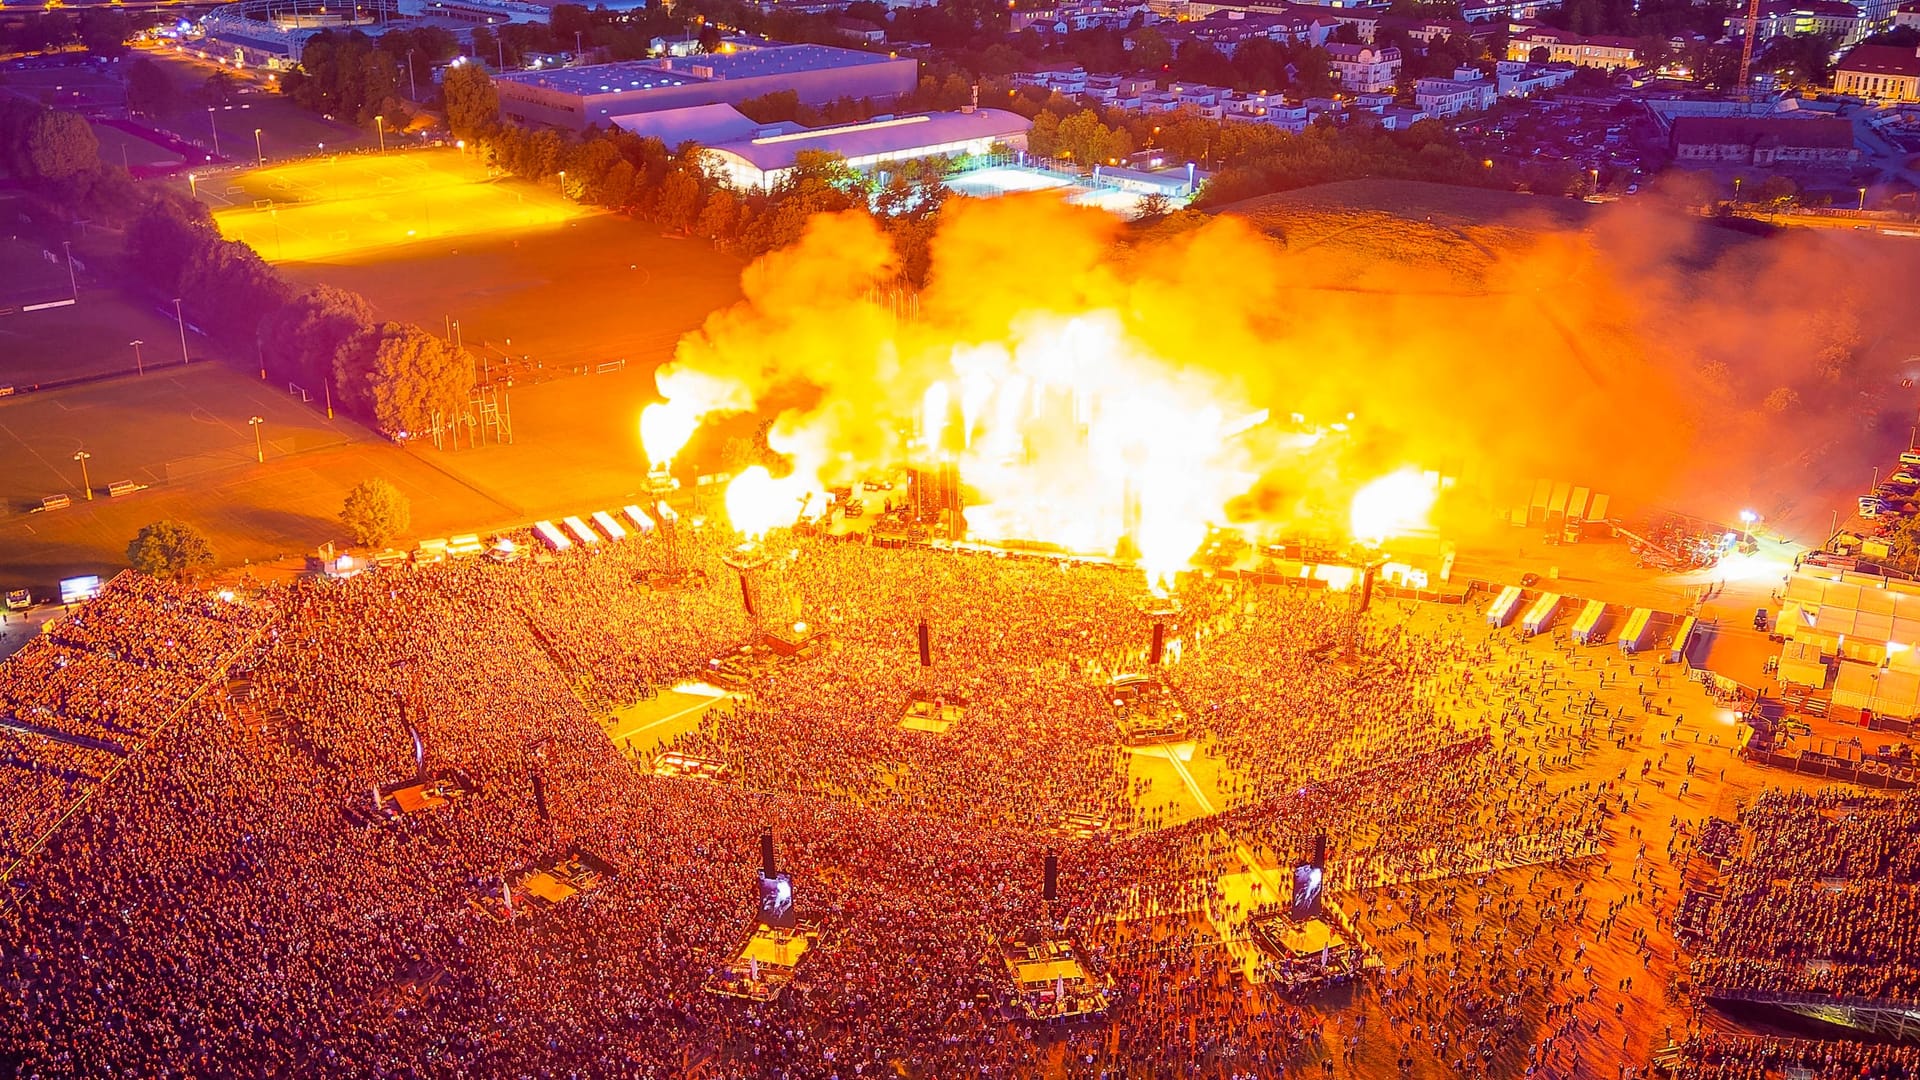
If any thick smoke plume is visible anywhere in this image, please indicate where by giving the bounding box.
[654,190,1920,557]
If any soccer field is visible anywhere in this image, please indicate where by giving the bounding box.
[206,149,589,263]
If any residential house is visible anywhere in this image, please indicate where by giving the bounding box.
[1326,42,1402,92]
[1414,68,1497,116]
[1507,25,1639,68]
[1722,0,1869,50]
[1457,0,1563,19]
[1494,59,1575,97]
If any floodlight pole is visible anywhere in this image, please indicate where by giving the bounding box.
[73,450,91,500]
[129,339,144,376]
[249,416,265,463]
[374,115,386,153]
[207,107,221,157]
[173,298,189,363]
[60,241,75,299]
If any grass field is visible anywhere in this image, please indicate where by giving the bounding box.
[141,50,374,163]
[604,686,731,757]
[91,123,186,170]
[0,235,214,388]
[207,149,588,263]
[199,146,747,519]
[0,238,67,306]
[0,362,526,589]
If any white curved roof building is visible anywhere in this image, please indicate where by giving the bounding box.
[703,108,1032,191]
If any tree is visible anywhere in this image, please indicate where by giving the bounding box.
[1129,27,1172,70]
[336,322,475,438]
[127,520,215,581]
[24,110,98,182]
[261,285,376,390]
[655,167,702,231]
[1755,175,1798,208]
[442,59,497,138]
[1529,45,1552,63]
[340,478,411,547]
[76,8,131,57]
[125,57,178,119]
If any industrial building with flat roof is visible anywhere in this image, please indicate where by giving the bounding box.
[702,108,1031,190]
[494,44,918,129]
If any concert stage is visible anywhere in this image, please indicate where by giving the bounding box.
[472,848,618,923]
[999,926,1114,1021]
[376,770,475,818]
[1107,675,1191,746]
[706,623,827,687]
[652,751,731,781]
[1247,905,1374,993]
[901,690,966,733]
[706,919,823,1002]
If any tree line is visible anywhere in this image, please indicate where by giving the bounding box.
[125,195,473,438]
[3,98,471,441]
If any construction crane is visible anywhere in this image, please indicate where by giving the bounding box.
[1735,0,1765,101]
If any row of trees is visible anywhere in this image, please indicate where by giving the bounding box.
[125,196,474,437]
[0,98,140,225]
[0,8,138,58]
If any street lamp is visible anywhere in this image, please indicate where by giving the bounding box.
[557,169,566,196]
[187,172,197,198]
[129,339,144,376]
[60,240,76,299]
[207,107,221,157]
[1589,168,1599,195]
[254,126,264,164]
[1859,186,1868,212]
[173,298,189,364]
[72,450,91,501]
[248,416,265,463]
[1739,509,1757,544]
[374,114,386,153]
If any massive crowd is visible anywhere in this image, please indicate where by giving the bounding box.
[0,524,1886,1077]
[1683,789,1920,1004]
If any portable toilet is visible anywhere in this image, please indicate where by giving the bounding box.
[1570,599,1607,645]
[1487,585,1524,628]
[1522,592,1562,637]
[1618,608,1653,655]
[1667,615,1697,665]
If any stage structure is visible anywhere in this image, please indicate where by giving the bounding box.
[1107,674,1191,745]
[641,467,703,589]
[1143,596,1182,666]
[721,542,772,620]
[901,689,965,733]
[1246,831,1378,993]
[707,830,824,1002]
[998,852,1114,1021]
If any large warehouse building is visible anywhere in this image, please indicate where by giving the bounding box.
[494,44,918,130]
[699,108,1032,190]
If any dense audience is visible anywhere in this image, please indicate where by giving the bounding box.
[1683,789,1920,1004]
[0,525,1885,1077]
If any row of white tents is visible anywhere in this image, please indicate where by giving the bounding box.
[531,505,664,553]
[1484,584,1691,661]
